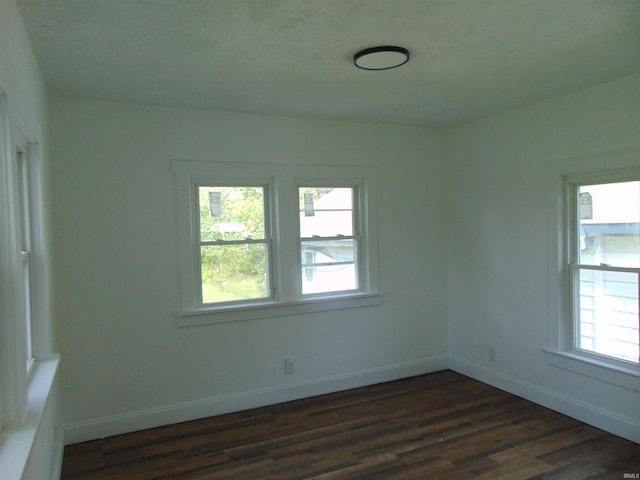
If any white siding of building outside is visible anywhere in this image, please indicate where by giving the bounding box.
[299,188,357,294]
[578,182,639,363]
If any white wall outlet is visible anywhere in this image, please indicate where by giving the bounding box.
[489,348,497,362]
[284,358,295,375]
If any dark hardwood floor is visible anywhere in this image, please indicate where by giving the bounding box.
[61,370,640,479]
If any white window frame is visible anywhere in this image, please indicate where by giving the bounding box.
[172,160,382,327]
[0,93,42,428]
[566,174,639,365]
[16,146,36,373]
[0,88,60,480]
[297,183,363,296]
[545,147,640,392]
[195,181,274,307]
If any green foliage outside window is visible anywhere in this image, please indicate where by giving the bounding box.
[198,186,268,303]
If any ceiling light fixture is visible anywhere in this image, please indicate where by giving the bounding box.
[353,46,410,71]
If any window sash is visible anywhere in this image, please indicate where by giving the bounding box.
[21,252,34,369]
[300,237,359,267]
[194,184,273,307]
[569,264,640,363]
[302,260,356,268]
[198,241,273,305]
[297,186,362,296]
[17,149,34,370]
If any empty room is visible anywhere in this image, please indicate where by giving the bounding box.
[1,0,639,478]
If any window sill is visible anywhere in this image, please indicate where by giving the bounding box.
[0,355,60,480]
[542,348,640,392]
[178,291,383,327]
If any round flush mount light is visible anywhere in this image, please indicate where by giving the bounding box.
[353,45,410,71]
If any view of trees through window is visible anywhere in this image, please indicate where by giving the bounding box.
[198,186,269,304]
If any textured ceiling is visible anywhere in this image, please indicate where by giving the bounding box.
[16,0,640,126]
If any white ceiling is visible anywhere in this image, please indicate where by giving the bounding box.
[16,0,640,127]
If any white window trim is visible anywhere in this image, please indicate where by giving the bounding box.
[545,146,640,392]
[0,87,59,479]
[172,160,382,326]
[16,146,36,374]
[297,182,362,296]
[0,88,54,437]
[0,94,30,428]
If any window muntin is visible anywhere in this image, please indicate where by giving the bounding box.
[569,179,640,364]
[196,185,271,305]
[299,187,359,295]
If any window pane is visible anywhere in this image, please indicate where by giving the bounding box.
[576,268,639,363]
[201,243,269,303]
[23,256,33,365]
[17,149,33,368]
[301,239,356,294]
[17,151,30,251]
[301,264,357,295]
[199,186,265,242]
[578,181,640,267]
[301,239,355,265]
[299,187,353,237]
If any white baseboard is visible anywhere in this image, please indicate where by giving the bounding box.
[65,355,639,446]
[449,356,640,444]
[64,355,449,445]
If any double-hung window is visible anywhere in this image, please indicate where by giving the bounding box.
[566,176,639,365]
[16,147,35,371]
[0,94,41,429]
[196,185,271,305]
[0,93,59,477]
[299,186,359,295]
[546,153,640,388]
[173,161,380,325]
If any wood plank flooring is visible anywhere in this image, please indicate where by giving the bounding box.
[61,370,640,479]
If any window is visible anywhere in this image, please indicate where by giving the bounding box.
[546,152,640,390]
[173,161,381,325]
[197,185,271,304]
[16,147,35,371]
[0,94,41,428]
[567,178,639,365]
[299,187,359,294]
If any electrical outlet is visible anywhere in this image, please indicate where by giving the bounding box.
[489,348,496,362]
[284,358,295,375]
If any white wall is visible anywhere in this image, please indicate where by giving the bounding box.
[0,0,47,129]
[446,74,640,442]
[47,46,639,450]
[0,0,62,477]
[50,98,449,443]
